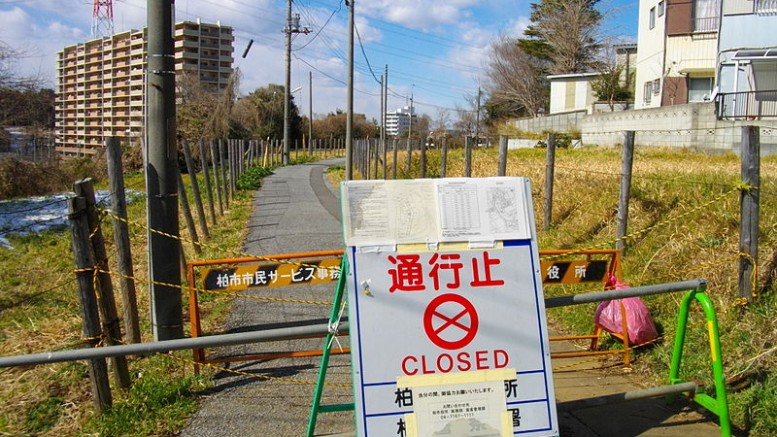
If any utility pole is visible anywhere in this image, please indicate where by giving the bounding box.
[146,0,182,340]
[407,90,414,144]
[382,65,388,178]
[284,2,309,165]
[345,0,355,180]
[475,87,482,147]
[309,71,313,151]
[380,74,384,173]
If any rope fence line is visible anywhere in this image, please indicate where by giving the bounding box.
[539,184,746,263]
[73,267,336,308]
[88,180,759,309]
[97,207,342,274]
[570,125,777,136]
[97,181,752,275]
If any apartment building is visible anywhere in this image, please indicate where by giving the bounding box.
[385,106,417,136]
[55,20,234,155]
[634,0,720,109]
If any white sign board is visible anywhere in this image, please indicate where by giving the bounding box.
[342,178,558,437]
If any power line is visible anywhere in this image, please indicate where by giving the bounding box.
[354,22,381,85]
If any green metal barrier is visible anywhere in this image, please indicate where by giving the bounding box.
[669,287,731,437]
[307,274,732,437]
[307,257,354,437]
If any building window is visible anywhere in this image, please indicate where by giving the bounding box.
[693,0,720,32]
[653,79,661,95]
[755,0,777,15]
[649,7,656,29]
[688,77,714,102]
[644,81,653,104]
[658,0,665,16]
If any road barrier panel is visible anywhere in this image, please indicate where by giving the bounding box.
[186,250,347,371]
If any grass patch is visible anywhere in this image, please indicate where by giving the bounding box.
[83,354,210,437]
[0,161,253,436]
[236,165,273,190]
[3,146,775,435]
[361,145,777,435]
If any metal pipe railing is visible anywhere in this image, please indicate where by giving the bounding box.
[0,322,347,368]
[545,279,705,308]
[557,381,698,411]
[0,279,707,369]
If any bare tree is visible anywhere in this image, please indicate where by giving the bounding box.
[485,36,547,118]
[176,70,240,142]
[432,108,450,135]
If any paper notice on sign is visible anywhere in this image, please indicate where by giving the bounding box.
[342,178,532,247]
[398,370,515,437]
[342,179,438,246]
[437,178,530,242]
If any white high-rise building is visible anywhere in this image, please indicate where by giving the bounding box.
[384,106,416,136]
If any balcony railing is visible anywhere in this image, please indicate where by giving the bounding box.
[715,90,777,120]
[693,15,719,32]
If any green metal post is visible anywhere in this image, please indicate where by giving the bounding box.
[669,288,731,437]
[307,257,354,437]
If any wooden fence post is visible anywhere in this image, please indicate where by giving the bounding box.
[380,135,388,179]
[465,136,473,177]
[182,140,209,239]
[440,137,448,178]
[616,131,635,252]
[739,126,760,302]
[498,135,508,177]
[73,179,131,390]
[374,139,381,179]
[176,168,202,255]
[68,196,112,413]
[405,137,413,176]
[420,137,427,178]
[199,139,217,225]
[544,134,556,231]
[210,140,224,216]
[219,140,229,209]
[105,138,141,345]
[392,138,398,179]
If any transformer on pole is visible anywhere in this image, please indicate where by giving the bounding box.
[92,0,114,39]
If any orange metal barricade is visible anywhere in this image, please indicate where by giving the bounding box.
[539,249,635,366]
[187,250,348,370]
[187,248,631,370]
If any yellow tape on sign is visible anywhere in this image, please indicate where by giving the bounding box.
[540,260,609,284]
[201,258,341,291]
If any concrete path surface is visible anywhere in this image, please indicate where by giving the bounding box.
[182,158,725,437]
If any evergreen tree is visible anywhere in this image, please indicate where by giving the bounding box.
[518,0,603,75]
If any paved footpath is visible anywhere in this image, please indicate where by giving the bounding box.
[182,159,724,436]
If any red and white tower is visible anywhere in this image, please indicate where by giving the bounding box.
[91,0,114,39]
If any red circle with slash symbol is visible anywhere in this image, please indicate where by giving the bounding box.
[423,293,479,350]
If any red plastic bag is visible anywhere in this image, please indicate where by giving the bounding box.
[594,275,658,345]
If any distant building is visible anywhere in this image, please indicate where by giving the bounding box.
[55,20,234,156]
[385,106,416,136]
[547,44,637,114]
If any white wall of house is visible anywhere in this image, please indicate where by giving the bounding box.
[664,34,718,103]
[635,0,667,109]
[548,74,599,114]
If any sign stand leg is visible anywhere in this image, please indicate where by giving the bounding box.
[307,257,355,437]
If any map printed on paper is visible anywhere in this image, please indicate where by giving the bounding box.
[342,180,438,246]
[342,178,531,247]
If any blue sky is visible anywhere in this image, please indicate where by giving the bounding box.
[0,0,638,124]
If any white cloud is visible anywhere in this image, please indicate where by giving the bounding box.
[360,0,479,31]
